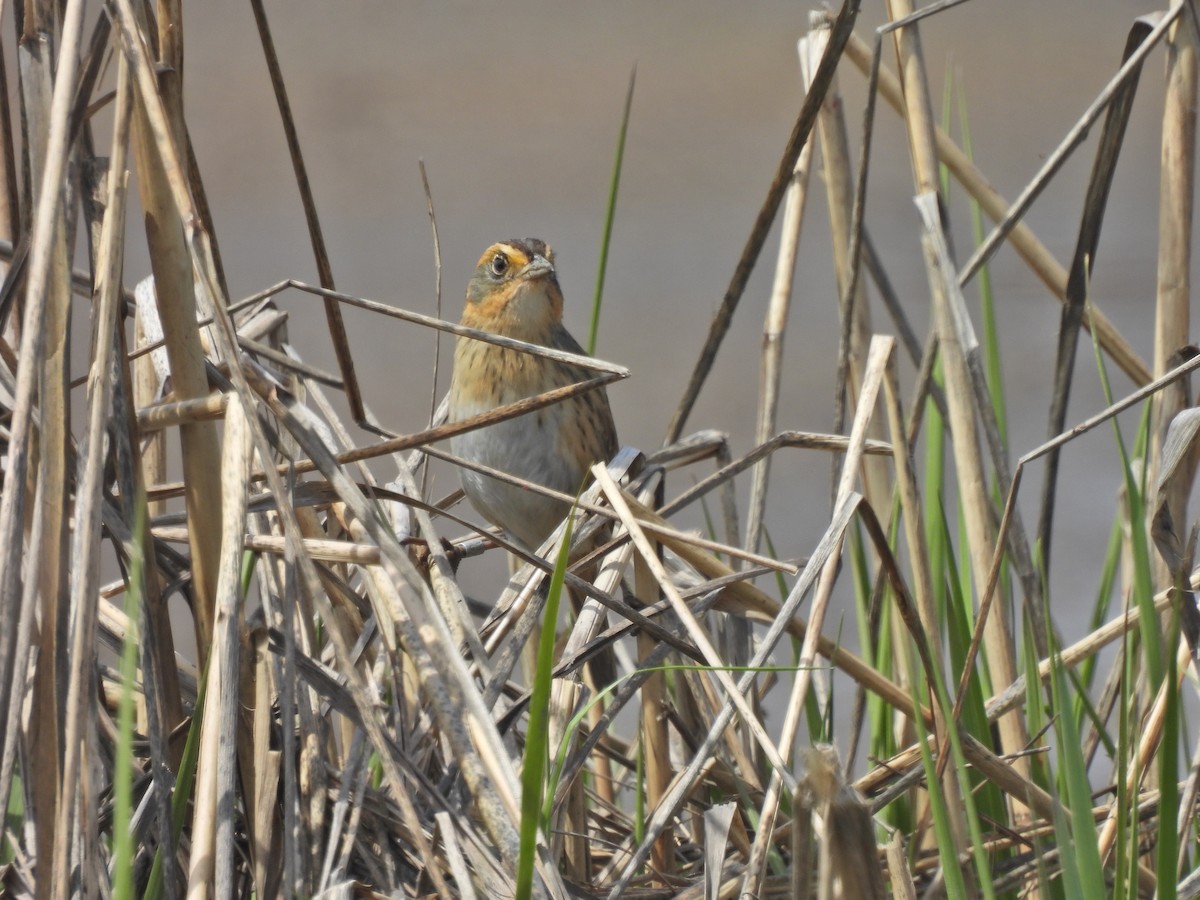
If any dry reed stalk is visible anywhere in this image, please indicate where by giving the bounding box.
[880,334,972,855]
[1178,736,1200,875]
[744,30,817,558]
[886,831,917,899]
[888,0,1013,648]
[28,37,76,889]
[123,0,225,656]
[916,191,1031,791]
[1151,12,1198,591]
[791,779,816,900]
[0,3,86,890]
[132,384,230,429]
[52,54,131,900]
[0,28,17,262]
[811,19,891,526]
[805,746,889,900]
[187,395,253,899]
[244,625,282,896]
[213,406,254,897]
[148,527,398,569]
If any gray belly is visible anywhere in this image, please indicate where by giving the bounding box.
[449,406,585,551]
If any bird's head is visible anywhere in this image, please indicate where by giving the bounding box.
[462,238,563,337]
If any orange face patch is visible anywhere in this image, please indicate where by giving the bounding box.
[463,279,522,327]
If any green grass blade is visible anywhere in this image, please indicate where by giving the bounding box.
[1046,632,1106,897]
[909,671,976,898]
[144,657,209,900]
[1020,618,1059,897]
[515,513,574,900]
[588,65,636,355]
[956,77,1008,452]
[1077,516,1123,697]
[112,506,146,900]
[1085,307,1163,682]
[923,357,948,615]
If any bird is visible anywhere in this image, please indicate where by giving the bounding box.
[447,238,619,553]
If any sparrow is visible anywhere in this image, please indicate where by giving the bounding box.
[447,239,619,552]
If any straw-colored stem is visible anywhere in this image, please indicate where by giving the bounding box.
[186,396,253,899]
[919,189,1031,777]
[127,3,224,652]
[886,830,917,899]
[52,57,132,900]
[745,32,816,557]
[813,19,890,524]
[2,7,88,895]
[0,36,19,252]
[1150,13,1197,589]
[881,342,970,854]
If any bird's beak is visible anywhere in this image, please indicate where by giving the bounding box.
[518,255,555,281]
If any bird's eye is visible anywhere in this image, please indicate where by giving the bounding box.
[489,254,509,277]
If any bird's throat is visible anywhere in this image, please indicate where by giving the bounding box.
[461,279,562,341]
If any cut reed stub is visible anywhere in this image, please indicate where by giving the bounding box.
[799,744,888,900]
